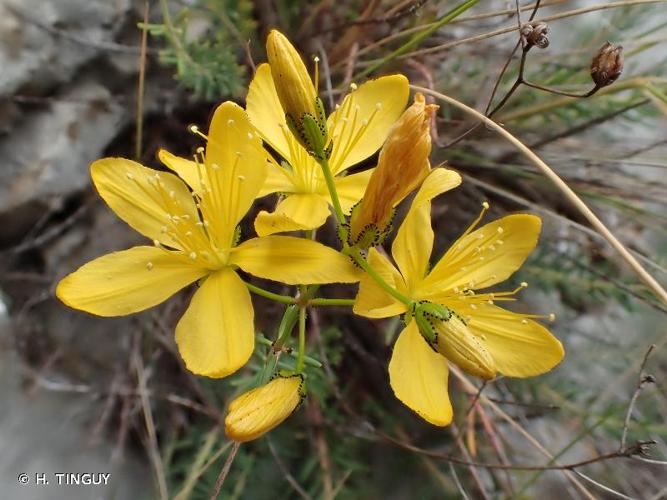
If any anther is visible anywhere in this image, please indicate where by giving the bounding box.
[482,201,490,209]
[188,251,197,260]
[549,313,556,322]
[521,319,528,324]
[375,102,383,110]
[238,175,246,181]
[146,262,154,271]
[520,281,528,288]
[313,56,320,63]
[126,173,134,180]
[189,125,199,134]
[227,119,235,126]
[350,83,358,91]
[497,227,504,234]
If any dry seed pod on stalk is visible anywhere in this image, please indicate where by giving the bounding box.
[591,42,624,88]
[520,22,550,49]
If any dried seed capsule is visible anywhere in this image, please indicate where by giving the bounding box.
[520,22,550,49]
[590,42,624,88]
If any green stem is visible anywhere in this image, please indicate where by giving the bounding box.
[257,334,321,368]
[316,157,348,242]
[244,282,296,304]
[316,156,414,309]
[348,247,414,307]
[355,0,481,79]
[274,305,300,350]
[308,297,356,307]
[296,306,307,373]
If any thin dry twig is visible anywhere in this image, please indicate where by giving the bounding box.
[620,344,657,451]
[132,339,169,500]
[135,1,149,160]
[267,438,313,500]
[210,441,241,500]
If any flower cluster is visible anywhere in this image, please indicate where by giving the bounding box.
[56,30,564,441]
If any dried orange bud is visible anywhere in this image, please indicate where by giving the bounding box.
[591,42,624,88]
[348,93,436,248]
[266,30,328,157]
[224,374,304,442]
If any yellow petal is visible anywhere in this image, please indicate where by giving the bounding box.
[175,269,254,378]
[254,194,330,236]
[447,302,564,377]
[392,168,462,290]
[353,248,409,318]
[158,149,204,193]
[204,102,268,245]
[258,160,295,198]
[389,321,453,426]
[336,168,374,213]
[327,75,409,174]
[225,374,303,442]
[56,246,207,317]
[421,214,542,294]
[246,63,290,160]
[231,236,361,284]
[91,158,201,249]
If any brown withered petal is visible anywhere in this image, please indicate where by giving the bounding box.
[590,42,624,88]
[348,93,436,244]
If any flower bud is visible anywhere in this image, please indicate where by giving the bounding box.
[266,30,328,158]
[590,42,623,88]
[224,373,305,442]
[414,302,496,380]
[348,93,436,248]
[520,22,550,49]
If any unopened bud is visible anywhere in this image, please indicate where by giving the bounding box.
[590,42,623,88]
[348,93,436,248]
[520,22,550,49]
[224,373,305,442]
[415,302,496,380]
[266,30,329,158]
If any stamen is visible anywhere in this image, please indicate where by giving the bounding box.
[189,125,209,142]
[460,202,490,240]
[313,56,320,94]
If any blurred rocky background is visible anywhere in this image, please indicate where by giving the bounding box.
[1,0,666,499]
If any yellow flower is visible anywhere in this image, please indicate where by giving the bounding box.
[246,63,409,236]
[353,169,564,426]
[265,30,327,157]
[57,102,360,379]
[348,93,437,247]
[225,374,304,442]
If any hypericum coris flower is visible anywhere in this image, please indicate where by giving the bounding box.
[353,169,564,426]
[225,373,305,442]
[57,102,360,379]
[348,93,437,248]
[245,62,409,236]
[265,30,328,158]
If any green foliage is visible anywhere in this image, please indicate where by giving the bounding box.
[149,0,257,100]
